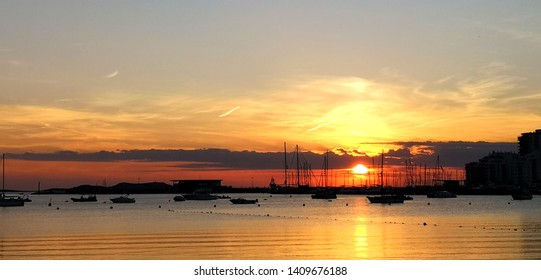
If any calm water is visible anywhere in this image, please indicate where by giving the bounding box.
[1,193,541,259]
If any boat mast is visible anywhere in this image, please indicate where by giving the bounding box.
[380,150,384,187]
[2,153,4,196]
[283,142,288,187]
[323,151,329,187]
[296,145,300,187]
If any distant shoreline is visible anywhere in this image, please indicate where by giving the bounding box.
[12,181,538,196]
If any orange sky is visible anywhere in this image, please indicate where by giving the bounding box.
[1,2,540,189]
[3,158,466,191]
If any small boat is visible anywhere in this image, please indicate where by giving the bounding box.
[0,194,25,207]
[311,189,337,199]
[367,194,405,204]
[230,197,258,204]
[1,154,24,207]
[403,195,413,200]
[71,194,97,202]
[427,191,457,198]
[110,194,135,203]
[183,188,218,200]
[367,151,405,204]
[512,190,533,200]
[18,193,32,202]
[173,195,186,201]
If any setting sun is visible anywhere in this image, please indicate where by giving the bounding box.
[352,164,369,175]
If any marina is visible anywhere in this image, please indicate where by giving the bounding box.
[1,193,540,260]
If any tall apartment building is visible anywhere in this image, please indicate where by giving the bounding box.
[465,152,520,188]
[466,129,541,188]
[518,129,541,186]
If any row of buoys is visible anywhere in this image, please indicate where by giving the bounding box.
[167,209,333,220]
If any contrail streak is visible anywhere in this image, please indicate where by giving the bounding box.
[105,70,119,79]
[219,106,240,117]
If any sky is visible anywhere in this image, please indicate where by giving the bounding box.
[1,1,540,189]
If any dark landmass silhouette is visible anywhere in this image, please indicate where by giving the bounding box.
[33,181,537,196]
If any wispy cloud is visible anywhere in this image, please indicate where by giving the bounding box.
[308,120,336,132]
[104,70,119,79]
[2,63,540,154]
[219,106,240,117]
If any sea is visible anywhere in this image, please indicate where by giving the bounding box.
[1,193,541,260]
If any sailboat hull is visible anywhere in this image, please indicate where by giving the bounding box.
[0,198,25,207]
[367,195,405,204]
[2,154,25,207]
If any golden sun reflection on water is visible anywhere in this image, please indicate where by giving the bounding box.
[2,194,541,259]
[353,221,369,259]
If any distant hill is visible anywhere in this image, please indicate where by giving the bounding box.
[39,182,174,194]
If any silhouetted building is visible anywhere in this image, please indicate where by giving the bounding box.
[466,129,541,189]
[518,129,541,186]
[171,179,223,193]
[465,152,520,188]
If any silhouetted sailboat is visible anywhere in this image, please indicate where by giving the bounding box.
[511,189,533,200]
[367,151,405,204]
[1,154,25,207]
[312,151,337,199]
[269,142,311,194]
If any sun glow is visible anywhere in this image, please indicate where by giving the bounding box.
[352,164,369,175]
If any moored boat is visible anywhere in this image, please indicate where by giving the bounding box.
[367,194,405,204]
[512,190,533,200]
[427,191,457,198]
[230,198,258,204]
[311,189,337,199]
[110,194,135,203]
[71,194,97,202]
[0,195,25,207]
[1,154,24,207]
[183,188,218,200]
[367,151,405,204]
[173,195,186,201]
